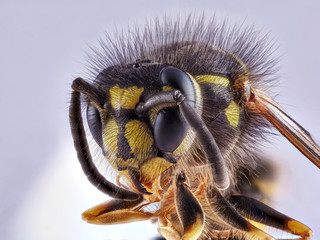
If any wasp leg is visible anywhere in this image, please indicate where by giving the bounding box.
[158,224,181,240]
[228,195,312,240]
[207,189,275,240]
[70,79,141,201]
[158,173,205,240]
[81,197,153,225]
[175,173,205,240]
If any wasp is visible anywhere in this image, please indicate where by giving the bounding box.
[69,14,320,240]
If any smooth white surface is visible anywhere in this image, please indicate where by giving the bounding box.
[1,1,320,239]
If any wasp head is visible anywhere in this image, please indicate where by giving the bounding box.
[80,61,206,189]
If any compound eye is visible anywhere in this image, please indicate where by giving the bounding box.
[153,107,189,153]
[160,66,196,108]
[86,103,103,148]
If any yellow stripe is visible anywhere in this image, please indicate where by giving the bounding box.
[110,85,144,110]
[225,101,240,127]
[196,75,229,87]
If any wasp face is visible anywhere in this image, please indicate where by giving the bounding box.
[70,14,319,240]
[85,62,206,191]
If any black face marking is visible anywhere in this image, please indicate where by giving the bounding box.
[116,123,135,161]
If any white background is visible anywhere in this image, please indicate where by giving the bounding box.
[1,0,320,240]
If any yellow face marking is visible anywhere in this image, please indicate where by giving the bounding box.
[140,157,173,183]
[110,85,144,110]
[162,86,175,91]
[125,120,154,161]
[102,119,119,168]
[196,75,229,87]
[225,101,240,127]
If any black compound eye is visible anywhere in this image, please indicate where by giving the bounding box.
[153,107,189,153]
[160,66,196,108]
[86,103,103,148]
